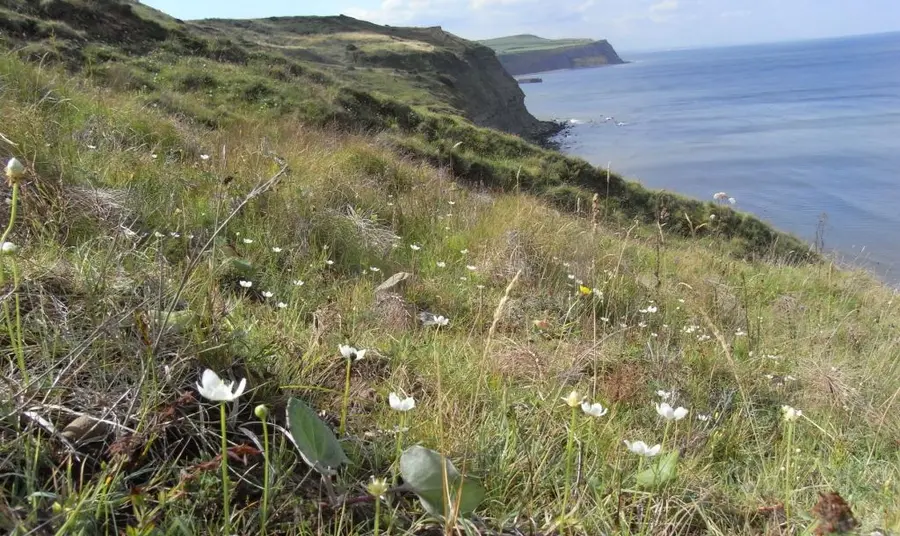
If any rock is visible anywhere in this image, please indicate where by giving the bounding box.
[375,272,413,296]
[61,415,111,444]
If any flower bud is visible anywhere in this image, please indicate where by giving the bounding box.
[254,404,269,420]
[5,158,25,184]
[0,241,18,255]
[367,476,389,499]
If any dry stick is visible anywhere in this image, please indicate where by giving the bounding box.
[126,163,288,426]
[695,303,765,452]
[152,162,289,353]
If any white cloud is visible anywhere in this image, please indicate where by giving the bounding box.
[649,0,678,14]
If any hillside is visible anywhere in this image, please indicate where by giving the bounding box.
[481,34,626,76]
[0,1,898,535]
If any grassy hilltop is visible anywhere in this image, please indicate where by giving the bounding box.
[0,1,898,535]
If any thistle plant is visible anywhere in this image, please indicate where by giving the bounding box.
[196,369,247,535]
[338,344,366,436]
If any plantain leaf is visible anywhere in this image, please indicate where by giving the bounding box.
[399,445,485,518]
[635,451,678,489]
[286,397,348,475]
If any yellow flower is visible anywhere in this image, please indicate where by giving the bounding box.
[578,285,592,296]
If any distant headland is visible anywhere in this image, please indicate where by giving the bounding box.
[480,34,625,76]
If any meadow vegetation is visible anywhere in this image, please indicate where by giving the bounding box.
[0,2,898,536]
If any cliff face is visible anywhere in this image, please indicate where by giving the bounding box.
[483,37,625,76]
[194,17,557,139]
[0,3,556,140]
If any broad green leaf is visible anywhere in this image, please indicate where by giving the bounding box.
[635,451,679,489]
[286,397,348,475]
[399,445,485,518]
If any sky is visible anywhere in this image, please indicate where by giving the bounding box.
[142,0,900,51]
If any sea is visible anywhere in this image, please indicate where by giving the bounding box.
[522,32,900,282]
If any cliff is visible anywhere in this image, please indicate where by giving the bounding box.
[0,3,556,140]
[481,34,625,75]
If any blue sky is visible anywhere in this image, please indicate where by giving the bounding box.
[143,0,900,51]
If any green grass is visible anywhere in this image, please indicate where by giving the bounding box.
[0,4,898,536]
[479,35,595,55]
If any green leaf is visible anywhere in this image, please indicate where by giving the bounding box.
[635,451,679,489]
[399,445,485,518]
[285,397,348,475]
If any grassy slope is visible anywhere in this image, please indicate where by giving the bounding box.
[479,34,595,54]
[0,2,897,536]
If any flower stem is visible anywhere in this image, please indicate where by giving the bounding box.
[220,402,231,534]
[783,420,794,519]
[339,358,352,436]
[374,496,381,536]
[562,405,577,517]
[392,413,405,487]
[260,413,270,535]
[0,183,23,380]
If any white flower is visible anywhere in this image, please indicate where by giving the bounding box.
[639,305,658,314]
[339,344,366,361]
[713,192,728,201]
[87,144,97,150]
[466,265,477,271]
[655,402,688,421]
[153,231,165,238]
[325,260,334,266]
[262,291,274,298]
[242,238,253,244]
[5,158,25,182]
[370,266,380,272]
[151,153,158,159]
[388,392,415,412]
[656,390,671,400]
[600,317,610,323]
[709,214,717,220]
[735,329,747,336]
[272,247,283,253]
[448,200,456,205]
[276,302,288,309]
[781,405,802,422]
[728,197,736,205]
[567,274,575,280]
[419,312,449,327]
[624,440,661,457]
[0,241,18,254]
[638,321,647,328]
[410,244,421,251]
[239,280,253,288]
[697,414,710,422]
[196,369,246,402]
[436,261,446,268]
[460,249,468,255]
[200,154,210,161]
[581,401,608,417]
[562,390,582,408]
[476,284,485,290]
[293,280,304,286]
[592,288,604,299]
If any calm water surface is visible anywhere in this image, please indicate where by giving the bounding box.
[523,33,900,280]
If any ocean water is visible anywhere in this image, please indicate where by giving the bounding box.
[522,32,900,280]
